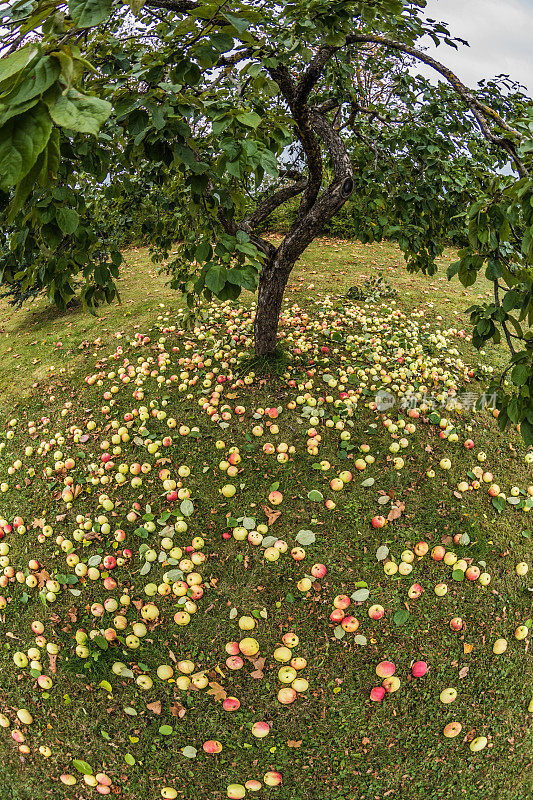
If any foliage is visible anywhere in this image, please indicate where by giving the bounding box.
[346,273,397,302]
[0,0,532,436]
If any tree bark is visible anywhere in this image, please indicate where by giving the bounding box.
[254,256,293,356]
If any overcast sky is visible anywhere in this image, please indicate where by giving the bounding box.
[418,0,533,95]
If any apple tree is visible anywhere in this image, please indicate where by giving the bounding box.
[1,0,533,438]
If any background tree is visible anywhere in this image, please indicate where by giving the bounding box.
[1,0,532,438]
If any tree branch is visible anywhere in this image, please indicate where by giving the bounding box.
[344,33,530,178]
[294,45,337,107]
[144,0,199,12]
[268,64,324,219]
[275,111,354,268]
[242,179,308,230]
[216,208,276,259]
[494,279,517,355]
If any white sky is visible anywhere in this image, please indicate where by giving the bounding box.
[419,0,533,95]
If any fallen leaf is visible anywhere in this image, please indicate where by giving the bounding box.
[458,665,470,679]
[463,643,473,654]
[146,701,161,715]
[207,682,227,702]
[170,702,186,718]
[387,505,402,521]
[287,740,302,748]
[36,569,51,589]
[262,505,282,525]
[250,656,265,676]
[48,653,57,674]
[32,518,45,529]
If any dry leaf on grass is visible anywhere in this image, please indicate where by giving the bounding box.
[249,657,266,679]
[458,665,470,679]
[262,505,282,525]
[170,702,186,718]
[207,682,227,701]
[287,740,302,748]
[146,701,161,715]
[36,569,51,589]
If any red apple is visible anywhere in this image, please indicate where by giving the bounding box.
[412,661,428,677]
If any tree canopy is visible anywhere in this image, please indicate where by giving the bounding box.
[1,0,533,439]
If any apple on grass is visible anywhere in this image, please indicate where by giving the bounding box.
[251,721,270,739]
[376,661,395,678]
[440,688,457,704]
[227,785,246,799]
[443,722,462,738]
[412,661,428,677]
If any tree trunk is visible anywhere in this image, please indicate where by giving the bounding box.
[254,256,292,356]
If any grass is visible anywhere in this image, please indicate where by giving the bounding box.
[0,237,506,415]
[0,238,531,800]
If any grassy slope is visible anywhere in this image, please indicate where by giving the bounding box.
[0,237,505,415]
[0,239,531,800]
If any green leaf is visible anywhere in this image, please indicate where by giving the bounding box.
[204,264,227,295]
[6,148,46,222]
[307,490,323,502]
[3,56,60,106]
[56,207,80,235]
[124,753,136,765]
[99,680,113,692]
[72,759,93,775]
[0,101,52,191]
[0,44,38,86]
[333,625,346,639]
[236,111,261,129]
[520,418,533,448]
[158,725,173,735]
[393,609,409,626]
[376,545,389,561]
[511,363,529,387]
[295,530,316,546]
[69,0,112,28]
[452,569,465,581]
[181,746,197,759]
[179,499,194,517]
[46,88,112,135]
[491,495,506,513]
[221,12,251,34]
[502,290,520,312]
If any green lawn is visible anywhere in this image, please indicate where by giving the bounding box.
[0,239,531,800]
[0,237,504,415]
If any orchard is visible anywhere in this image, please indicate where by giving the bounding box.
[1,0,533,797]
[0,292,531,799]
